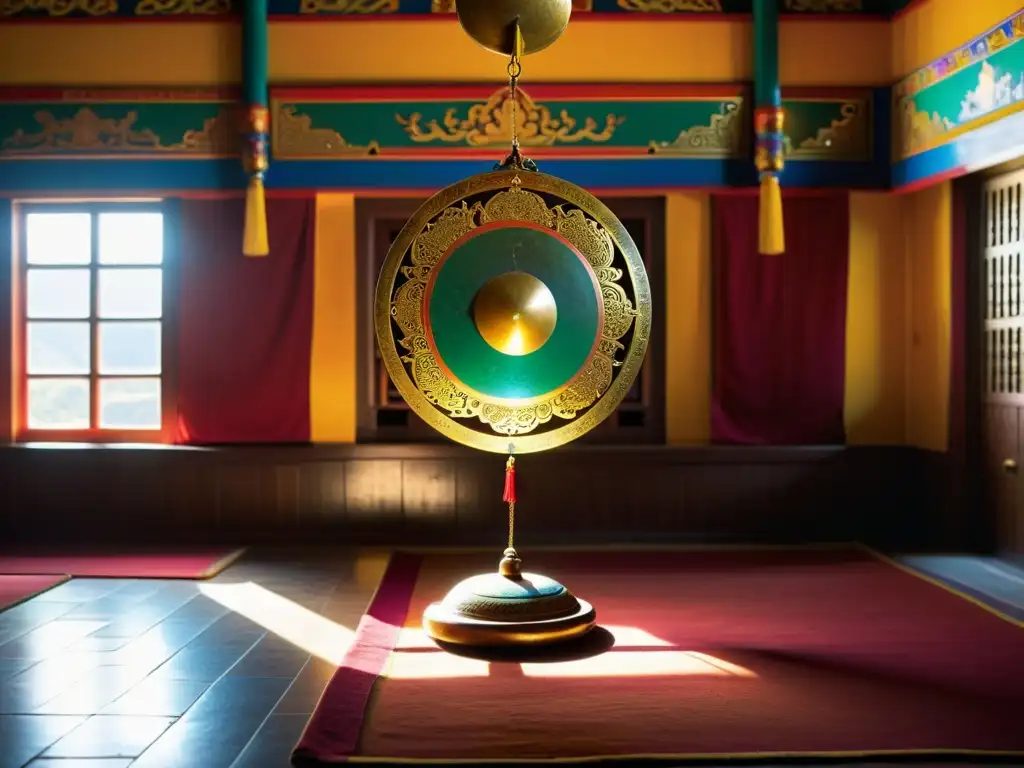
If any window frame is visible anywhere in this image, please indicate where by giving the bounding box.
[14,200,177,444]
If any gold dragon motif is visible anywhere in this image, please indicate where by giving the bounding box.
[784,0,862,10]
[431,0,592,10]
[272,105,380,157]
[0,106,235,155]
[300,0,398,12]
[396,88,624,148]
[1,0,116,15]
[134,0,229,13]
[616,0,722,11]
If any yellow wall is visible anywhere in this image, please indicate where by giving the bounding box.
[891,0,1021,79]
[844,183,953,451]
[845,193,908,444]
[665,193,712,445]
[904,181,952,452]
[0,18,889,86]
[310,193,358,443]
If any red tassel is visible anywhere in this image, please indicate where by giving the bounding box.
[502,456,516,504]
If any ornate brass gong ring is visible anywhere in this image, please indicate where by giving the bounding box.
[373,0,652,649]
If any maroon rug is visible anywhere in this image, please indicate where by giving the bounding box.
[294,548,1024,765]
[0,574,70,611]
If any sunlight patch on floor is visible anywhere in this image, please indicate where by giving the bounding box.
[199,581,355,665]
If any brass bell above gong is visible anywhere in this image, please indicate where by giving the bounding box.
[455,0,573,57]
[373,0,650,651]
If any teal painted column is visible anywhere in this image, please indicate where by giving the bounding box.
[753,0,784,255]
[242,0,269,256]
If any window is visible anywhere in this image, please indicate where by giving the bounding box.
[18,203,167,440]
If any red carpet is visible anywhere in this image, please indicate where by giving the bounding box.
[0,574,70,611]
[0,548,245,579]
[294,548,1024,765]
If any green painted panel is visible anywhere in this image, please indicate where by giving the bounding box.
[429,226,600,401]
[896,11,1024,159]
[784,98,870,160]
[273,92,871,162]
[0,101,235,157]
[273,93,744,157]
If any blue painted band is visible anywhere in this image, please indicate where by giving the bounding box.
[0,157,888,193]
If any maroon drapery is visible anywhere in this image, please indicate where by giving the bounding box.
[711,194,850,445]
[176,197,315,444]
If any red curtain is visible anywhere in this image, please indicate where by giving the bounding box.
[176,197,315,443]
[711,194,850,445]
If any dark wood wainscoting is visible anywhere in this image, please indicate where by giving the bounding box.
[0,445,936,549]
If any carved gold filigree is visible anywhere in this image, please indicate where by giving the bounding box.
[377,171,650,454]
[899,99,955,156]
[272,105,380,157]
[648,101,741,156]
[396,88,624,148]
[0,105,235,156]
[0,0,116,15]
[790,101,869,160]
[300,0,398,12]
[135,0,229,13]
[784,0,862,10]
[617,0,721,11]
[386,182,640,443]
[432,0,591,10]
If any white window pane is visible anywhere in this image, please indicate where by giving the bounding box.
[27,322,90,375]
[27,378,90,429]
[98,322,161,375]
[26,213,91,265]
[99,378,161,430]
[98,268,162,319]
[98,212,163,265]
[26,269,91,319]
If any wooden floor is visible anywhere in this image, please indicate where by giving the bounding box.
[0,549,1022,768]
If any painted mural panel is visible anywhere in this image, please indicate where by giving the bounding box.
[269,86,871,162]
[0,86,871,168]
[0,0,231,15]
[895,9,1024,160]
[0,91,236,157]
[0,0,894,17]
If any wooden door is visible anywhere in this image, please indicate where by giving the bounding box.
[982,168,1024,555]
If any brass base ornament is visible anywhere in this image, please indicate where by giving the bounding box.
[374,0,651,648]
[423,547,596,646]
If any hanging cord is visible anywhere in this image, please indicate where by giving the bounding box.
[502,454,516,549]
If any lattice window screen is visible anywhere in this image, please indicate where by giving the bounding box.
[984,169,1024,397]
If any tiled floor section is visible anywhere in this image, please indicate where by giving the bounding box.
[0,549,1021,768]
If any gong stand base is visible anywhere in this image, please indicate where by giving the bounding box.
[423,548,596,648]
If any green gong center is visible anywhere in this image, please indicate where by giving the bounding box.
[473,271,558,357]
[427,225,601,401]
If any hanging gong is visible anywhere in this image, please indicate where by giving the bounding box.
[455,0,573,57]
[374,169,652,455]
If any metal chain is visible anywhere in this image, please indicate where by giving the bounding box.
[507,501,515,549]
